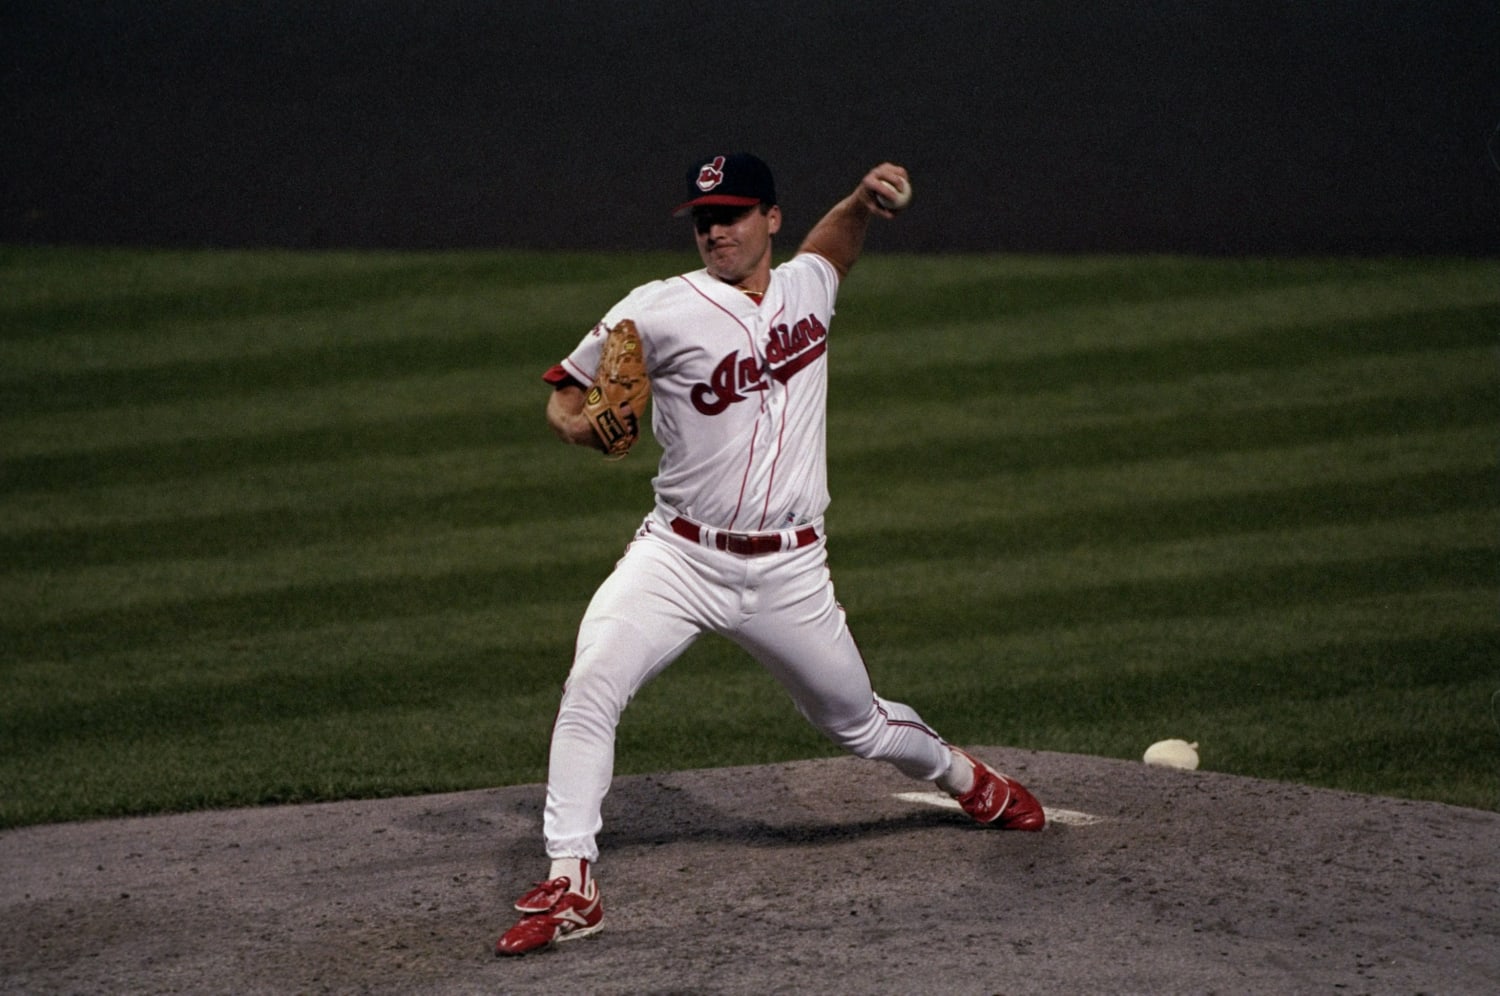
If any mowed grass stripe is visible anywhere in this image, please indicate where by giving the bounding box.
[837,512,1490,645]
[2,505,643,625]
[1,270,638,416]
[849,346,1492,448]
[866,589,1495,687]
[834,384,1493,478]
[2,636,573,758]
[7,373,1482,494]
[2,444,1486,576]
[0,440,652,532]
[0,365,539,460]
[837,507,1488,600]
[9,257,1493,447]
[9,260,1478,414]
[5,419,1483,616]
[7,264,1487,463]
[0,275,645,379]
[6,498,1485,662]
[8,450,1484,575]
[0,472,649,571]
[839,255,1500,354]
[0,247,682,341]
[1,689,569,824]
[832,465,1492,565]
[848,543,1490,647]
[1020,631,1496,722]
[904,626,1497,741]
[0,554,608,662]
[0,688,568,824]
[840,254,1376,322]
[6,340,1484,490]
[3,323,579,417]
[833,301,1498,404]
[5,599,586,705]
[835,507,1490,652]
[0,480,596,571]
[833,427,1491,526]
[7,251,1471,355]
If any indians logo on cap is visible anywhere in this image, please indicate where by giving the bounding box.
[695,156,727,193]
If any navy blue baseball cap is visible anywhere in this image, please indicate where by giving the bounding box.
[672,153,777,217]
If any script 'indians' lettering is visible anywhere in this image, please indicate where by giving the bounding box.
[690,315,828,415]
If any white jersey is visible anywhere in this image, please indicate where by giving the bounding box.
[556,251,841,533]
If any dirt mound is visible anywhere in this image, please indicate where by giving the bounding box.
[3,748,1496,994]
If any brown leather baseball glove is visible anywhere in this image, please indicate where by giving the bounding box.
[581,318,650,458]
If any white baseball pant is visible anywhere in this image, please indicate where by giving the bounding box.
[542,508,952,862]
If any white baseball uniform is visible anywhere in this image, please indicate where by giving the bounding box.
[541,249,952,863]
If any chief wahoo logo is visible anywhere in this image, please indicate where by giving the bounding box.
[695,156,727,192]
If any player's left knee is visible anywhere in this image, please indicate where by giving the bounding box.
[819,707,885,759]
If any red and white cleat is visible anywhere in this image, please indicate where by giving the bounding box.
[495,877,604,956]
[951,748,1045,831]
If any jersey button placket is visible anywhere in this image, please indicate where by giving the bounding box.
[753,314,772,415]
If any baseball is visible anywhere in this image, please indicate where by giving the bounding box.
[1143,739,1200,770]
[875,176,912,211]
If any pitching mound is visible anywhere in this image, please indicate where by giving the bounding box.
[3,748,1496,994]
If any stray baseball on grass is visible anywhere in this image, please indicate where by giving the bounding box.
[1143,739,1200,770]
[875,177,912,210]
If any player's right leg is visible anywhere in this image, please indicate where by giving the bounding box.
[543,532,709,860]
[497,528,712,956]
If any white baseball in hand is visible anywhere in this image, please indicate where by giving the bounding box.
[875,176,912,211]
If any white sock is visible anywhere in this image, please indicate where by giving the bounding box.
[935,748,976,796]
[547,857,591,895]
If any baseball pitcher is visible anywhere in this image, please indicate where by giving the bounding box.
[497,154,1044,957]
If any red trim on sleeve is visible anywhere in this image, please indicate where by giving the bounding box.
[543,363,584,389]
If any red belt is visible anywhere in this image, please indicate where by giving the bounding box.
[669,516,818,556]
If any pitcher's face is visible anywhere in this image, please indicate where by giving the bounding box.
[692,204,781,287]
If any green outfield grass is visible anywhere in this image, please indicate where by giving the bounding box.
[1,246,1496,828]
